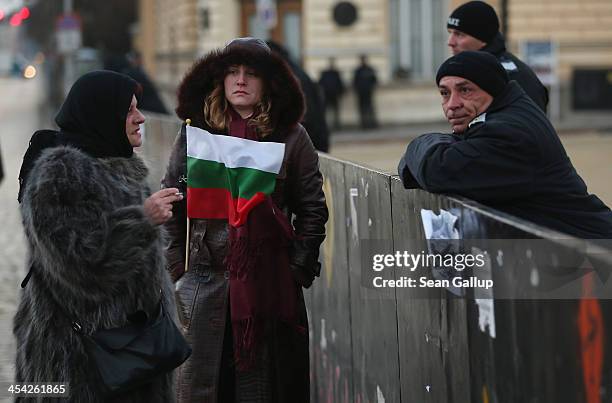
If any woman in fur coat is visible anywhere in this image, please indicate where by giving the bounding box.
[162,38,328,402]
[14,70,183,402]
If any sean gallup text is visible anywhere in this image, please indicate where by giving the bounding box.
[372,276,493,289]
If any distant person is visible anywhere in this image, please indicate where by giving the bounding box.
[103,53,130,73]
[447,0,548,111]
[353,54,378,129]
[11,59,23,77]
[267,40,330,152]
[397,51,612,238]
[121,50,169,114]
[319,57,345,130]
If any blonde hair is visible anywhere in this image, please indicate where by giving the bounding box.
[203,81,274,138]
[203,84,228,131]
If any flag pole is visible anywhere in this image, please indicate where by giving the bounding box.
[184,119,191,274]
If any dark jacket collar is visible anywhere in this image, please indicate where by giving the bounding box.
[486,81,525,114]
[481,32,507,57]
[463,82,524,132]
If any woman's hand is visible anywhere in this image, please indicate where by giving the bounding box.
[290,239,322,288]
[144,188,183,225]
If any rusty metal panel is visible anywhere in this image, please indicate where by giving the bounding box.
[344,164,401,403]
[309,155,354,403]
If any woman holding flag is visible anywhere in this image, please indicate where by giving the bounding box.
[163,38,328,402]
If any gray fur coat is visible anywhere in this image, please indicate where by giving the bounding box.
[15,146,177,402]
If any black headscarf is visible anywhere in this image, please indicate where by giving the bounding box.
[55,70,140,158]
[17,71,140,202]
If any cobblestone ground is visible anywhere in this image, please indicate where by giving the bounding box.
[0,76,43,396]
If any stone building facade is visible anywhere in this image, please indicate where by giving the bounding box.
[135,0,612,126]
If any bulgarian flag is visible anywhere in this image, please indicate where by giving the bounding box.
[186,125,285,227]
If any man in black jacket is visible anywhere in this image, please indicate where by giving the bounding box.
[353,55,378,129]
[397,51,612,239]
[319,57,345,130]
[267,41,330,152]
[447,1,548,112]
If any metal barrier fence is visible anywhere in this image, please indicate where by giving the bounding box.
[142,116,612,403]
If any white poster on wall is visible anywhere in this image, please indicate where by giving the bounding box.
[520,40,559,86]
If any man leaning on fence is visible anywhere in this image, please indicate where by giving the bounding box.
[397,51,612,239]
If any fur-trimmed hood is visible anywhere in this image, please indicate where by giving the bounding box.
[176,39,305,137]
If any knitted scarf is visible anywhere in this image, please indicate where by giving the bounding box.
[224,109,305,371]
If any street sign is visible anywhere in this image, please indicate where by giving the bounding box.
[521,40,561,120]
[256,0,277,30]
[56,13,81,54]
[521,40,558,87]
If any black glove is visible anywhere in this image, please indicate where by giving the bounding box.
[290,239,322,288]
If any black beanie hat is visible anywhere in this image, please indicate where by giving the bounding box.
[447,1,499,43]
[436,51,509,97]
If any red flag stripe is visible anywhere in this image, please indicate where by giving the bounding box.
[187,187,267,226]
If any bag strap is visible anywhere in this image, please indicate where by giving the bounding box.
[21,262,88,333]
[20,264,34,288]
[21,263,164,334]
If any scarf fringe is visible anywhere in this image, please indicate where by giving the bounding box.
[226,198,303,373]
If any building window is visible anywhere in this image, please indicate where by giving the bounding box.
[390,0,448,81]
[200,8,210,31]
[242,0,302,63]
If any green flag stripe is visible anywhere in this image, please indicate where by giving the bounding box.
[187,157,277,199]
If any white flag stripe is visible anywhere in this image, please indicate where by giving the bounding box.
[186,125,285,174]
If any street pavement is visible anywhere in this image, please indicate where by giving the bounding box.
[0,76,43,395]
